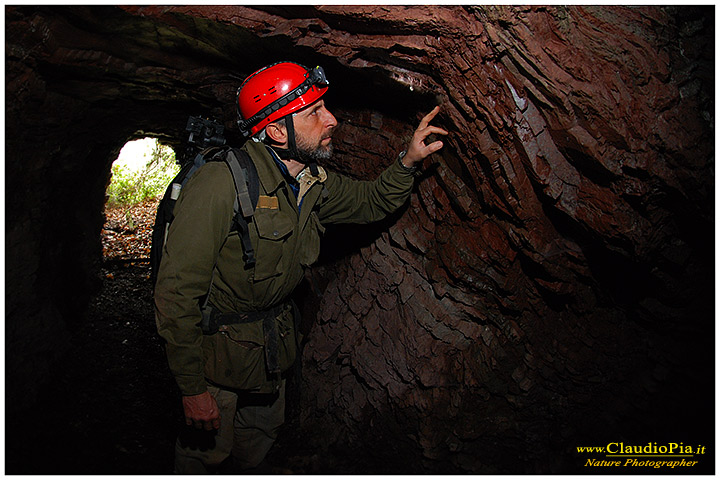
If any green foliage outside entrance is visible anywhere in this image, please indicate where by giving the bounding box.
[107,138,180,229]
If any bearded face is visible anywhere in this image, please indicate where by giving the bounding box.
[295,127,334,163]
[289,99,337,164]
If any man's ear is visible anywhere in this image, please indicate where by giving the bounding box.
[265,122,288,147]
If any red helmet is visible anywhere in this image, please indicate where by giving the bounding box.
[237,62,329,137]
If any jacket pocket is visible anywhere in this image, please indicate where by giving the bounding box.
[202,308,299,391]
[298,211,325,267]
[252,209,294,282]
[202,320,266,391]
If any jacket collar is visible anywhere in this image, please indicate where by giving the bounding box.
[241,139,286,195]
[242,139,327,198]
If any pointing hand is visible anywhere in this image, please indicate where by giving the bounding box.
[402,106,448,167]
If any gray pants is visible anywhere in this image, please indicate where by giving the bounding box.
[174,380,286,474]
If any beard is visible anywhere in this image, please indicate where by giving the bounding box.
[295,131,333,164]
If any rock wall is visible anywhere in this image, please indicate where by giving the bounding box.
[5,5,714,473]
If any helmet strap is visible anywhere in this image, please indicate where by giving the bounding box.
[273,115,320,175]
[285,114,301,161]
[309,161,320,176]
[272,114,300,161]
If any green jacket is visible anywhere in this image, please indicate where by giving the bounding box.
[154,139,416,395]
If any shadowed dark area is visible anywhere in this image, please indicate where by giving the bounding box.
[5,5,714,474]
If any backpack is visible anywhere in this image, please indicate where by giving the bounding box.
[150,145,260,287]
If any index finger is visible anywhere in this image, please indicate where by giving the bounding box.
[418,106,441,130]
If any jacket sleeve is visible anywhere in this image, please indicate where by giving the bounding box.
[318,156,416,224]
[153,163,235,396]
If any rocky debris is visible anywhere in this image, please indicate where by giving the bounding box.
[101,198,158,264]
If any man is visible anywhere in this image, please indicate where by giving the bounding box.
[154,61,447,473]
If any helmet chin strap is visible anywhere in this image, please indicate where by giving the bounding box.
[273,115,320,176]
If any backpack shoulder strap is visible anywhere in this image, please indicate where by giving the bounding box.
[223,148,260,267]
[224,149,259,217]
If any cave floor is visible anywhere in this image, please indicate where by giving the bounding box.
[5,201,362,474]
[7,260,361,474]
[7,262,179,474]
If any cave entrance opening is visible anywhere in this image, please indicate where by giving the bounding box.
[102,137,179,264]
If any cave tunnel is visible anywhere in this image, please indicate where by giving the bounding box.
[5,5,715,474]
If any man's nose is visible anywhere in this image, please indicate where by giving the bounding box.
[321,107,337,129]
